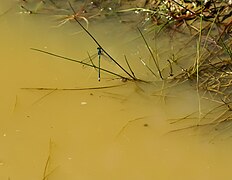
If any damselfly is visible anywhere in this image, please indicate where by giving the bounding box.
[80,47,112,81]
[97,47,102,81]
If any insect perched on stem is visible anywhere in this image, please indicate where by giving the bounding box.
[97,47,102,81]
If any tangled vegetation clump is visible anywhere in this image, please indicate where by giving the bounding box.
[179,53,232,101]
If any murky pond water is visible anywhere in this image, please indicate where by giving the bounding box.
[1,1,232,180]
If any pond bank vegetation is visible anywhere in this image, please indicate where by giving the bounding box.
[17,0,232,137]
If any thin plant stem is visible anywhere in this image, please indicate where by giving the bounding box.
[219,38,232,59]
[124,55,136,78]
[196,2,204,124]
[30,48,129,80]
[137,28,163,79]
[42,139,58,180]
[140,58,157,78]
[67,1,135,80]
[21,84,126,91]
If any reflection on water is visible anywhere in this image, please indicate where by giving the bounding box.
[1,1,232,180]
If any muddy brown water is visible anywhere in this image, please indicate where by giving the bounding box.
[1,1,232,180]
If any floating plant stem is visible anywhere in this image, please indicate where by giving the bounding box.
[21,84,126,91]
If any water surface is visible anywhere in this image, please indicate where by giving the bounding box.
[1,1,232,180]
